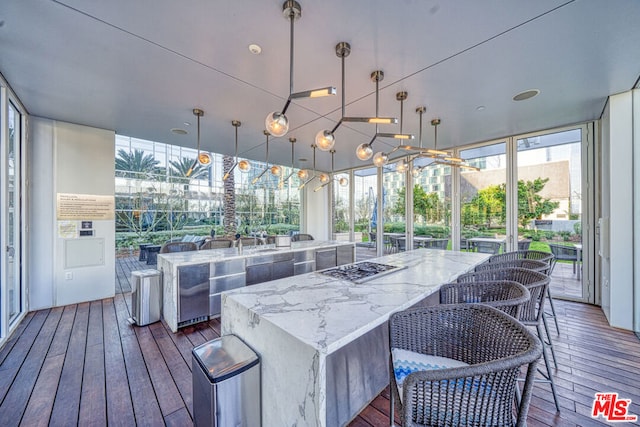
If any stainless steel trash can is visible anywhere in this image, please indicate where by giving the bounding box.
[130,269,162,326]
[192,335,261,427]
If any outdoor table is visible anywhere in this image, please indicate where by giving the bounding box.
[138,243,151,261]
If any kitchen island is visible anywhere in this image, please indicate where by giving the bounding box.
[158,240,355,332]
[221,248,490,427]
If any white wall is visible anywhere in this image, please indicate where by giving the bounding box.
[303,183,330,240]
[600,90,638,331]
[28,117,115,309]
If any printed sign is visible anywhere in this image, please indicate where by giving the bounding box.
[57,193,114,220]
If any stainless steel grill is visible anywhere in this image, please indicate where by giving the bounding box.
[320,261,405,283]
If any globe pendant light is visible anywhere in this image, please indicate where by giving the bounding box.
[265,0,336,138]
[314,149,348,192]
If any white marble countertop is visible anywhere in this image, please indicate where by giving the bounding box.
[223,249,490,354]
[157,240,354,267]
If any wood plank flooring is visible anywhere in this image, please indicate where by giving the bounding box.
[0,256,638,426]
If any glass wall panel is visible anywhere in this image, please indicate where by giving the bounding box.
[411,157,452,250]
[331,172,350,238]
[517,129,584,300]
[353,168,377,258]
[114,136,301,254]
[6,102,21,324]
[459,142,507,254]
[384,164,406,252]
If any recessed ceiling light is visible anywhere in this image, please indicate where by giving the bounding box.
[171,128,188,135]
[476,105,486,111]
[248,44,262,55]
[513,89,540,101]
[183,121,191,126]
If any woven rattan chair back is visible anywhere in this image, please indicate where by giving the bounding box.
[475,258,548,274]
[159,241,198,253]
[389,304,542,427]
[439,280,530,318]
[487,250,555,274]
[456,267,550,325]
[200,239,234,250]
[291,233,314,242]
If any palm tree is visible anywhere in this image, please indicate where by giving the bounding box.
[223,155,236,236]
[168,157,208,183]
[115,149,161,180]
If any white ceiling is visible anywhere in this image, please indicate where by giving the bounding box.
[1,0,639,172]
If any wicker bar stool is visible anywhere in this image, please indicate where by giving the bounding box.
[456,267,560,412]
[389,304,542,427]
[484,250,560,336]
[200,238,234,250]
[159,241,198,253]
[439,280,530,319]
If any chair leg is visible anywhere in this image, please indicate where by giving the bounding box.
[545,287,561,335]
[537,324,561,412]
[390,389,395,426]
[542,312,558,368]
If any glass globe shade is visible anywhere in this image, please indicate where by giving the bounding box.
[315,130,335,151]
[411,167,420,177]
[373,151,389,167]
[396,160,408,173]
[198,152,212,167]
[270,165,282,176]
[265,112,289,137]
[319,173,330,184]
[338,177,348,187]
[297,169,309,180]
[356,143,373,161]
[238,160,251,172]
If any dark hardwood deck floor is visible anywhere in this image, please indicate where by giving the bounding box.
[0,256,639,426]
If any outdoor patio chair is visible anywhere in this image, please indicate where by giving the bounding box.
[475,258,548,273]
[456,267,560,412]
[200,238,234,250]
[389,303,542,427]
[439,280,530,318]
[291,233,314,242]
[421,238,449,250]
[548,243,579,274]
[518,239,532,251]
[159,241,198,253]
[486,249,560,335]
[368,232,377,249]
[473,240,502,254]
[238,236,263,246]
[390,236,406,252]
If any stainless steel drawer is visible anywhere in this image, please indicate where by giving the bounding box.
[210,259,245,276]
[294,261,315,275]
[316,248,337,270]
[294,249,315,263]
[209,273,246,294]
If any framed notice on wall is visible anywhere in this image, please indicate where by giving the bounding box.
[57,193,115,220]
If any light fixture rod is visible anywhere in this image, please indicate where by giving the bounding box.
[289,3,295,97]
[223,120,242,181]
[416,106,425,148]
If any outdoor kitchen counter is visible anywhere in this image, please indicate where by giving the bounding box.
[158,240,355,332]
[221,249,490,427]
